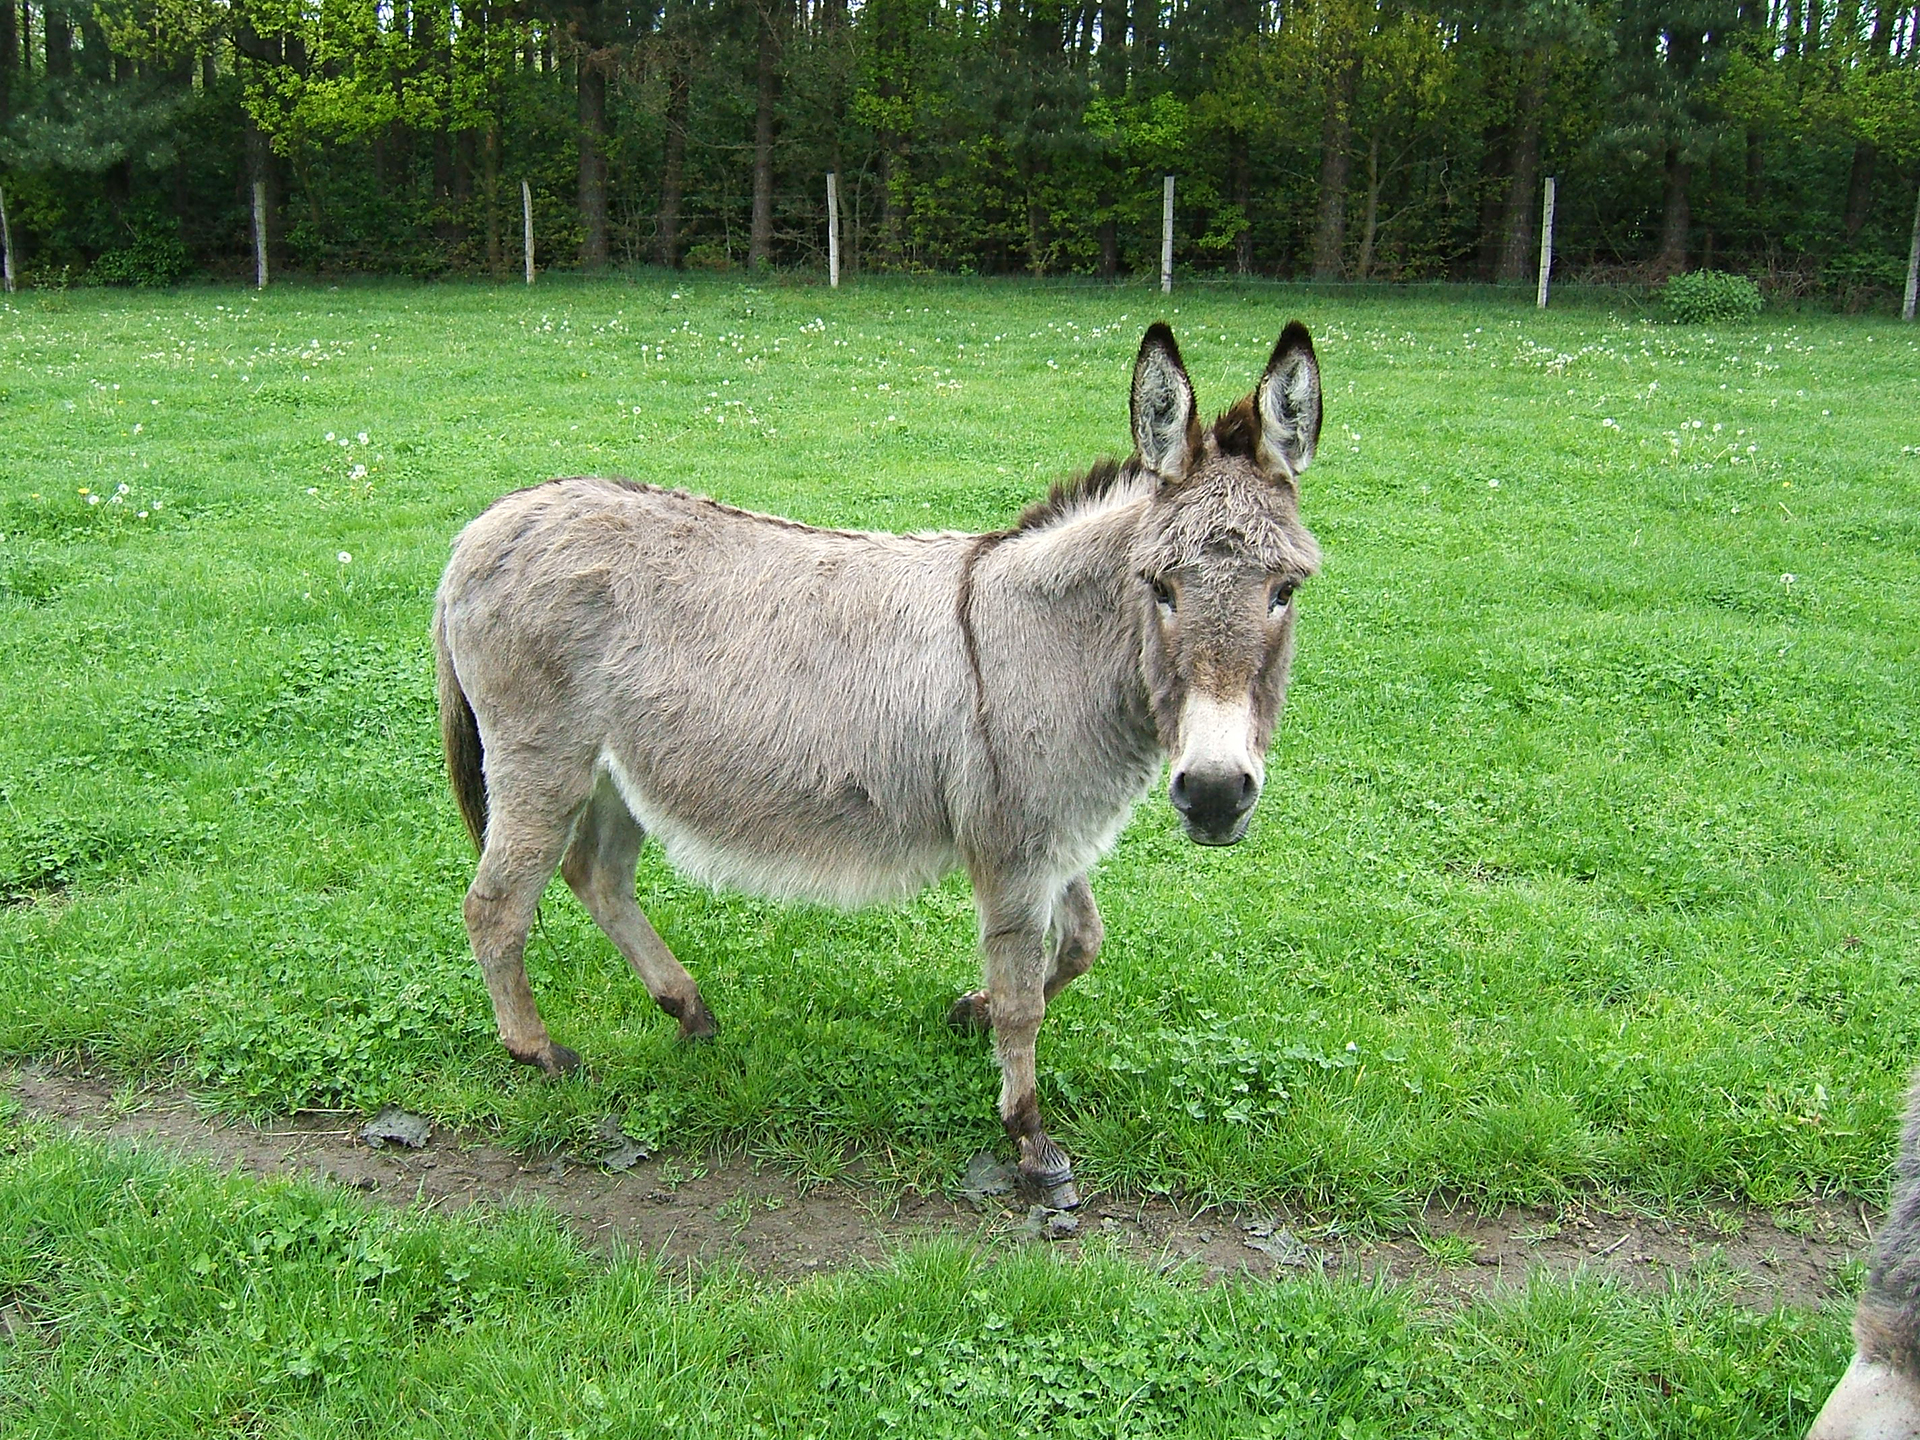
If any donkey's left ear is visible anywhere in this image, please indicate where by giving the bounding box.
[1131,322,1200,480]
[1256,321,1321,477]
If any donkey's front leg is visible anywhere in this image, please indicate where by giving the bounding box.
[975,879,1080,1211]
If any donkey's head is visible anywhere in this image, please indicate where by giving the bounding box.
[1128,321,1323,846]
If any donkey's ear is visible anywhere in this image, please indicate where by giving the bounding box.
[1255,321,1321,476]
[1131,323,1199,480]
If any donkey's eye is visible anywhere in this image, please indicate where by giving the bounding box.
[1269,582,1297,613]
[1150,578,1176,611]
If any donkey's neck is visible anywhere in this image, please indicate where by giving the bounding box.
[993,480,1152,613]
[971,480,1163,791]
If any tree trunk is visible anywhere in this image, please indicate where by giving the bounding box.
[433,129,459,247]
[1474,121,1508,280]
[79,12,108,80]
[0,0,15,123]
[657,53,689,267]
[1496,57,1546,282]
[1099,0,1126,87]
[1355,132,1380,279]
[44,4,67,76]
[1843,140,1877,241]
[1230,128,1252,276]
[875,12,902,266]
[484,121,503,277]
[577,55,609,269]
[748,0,783,269]
[1129,0,1157,79]
[243,111,283,275]
[1311,54,1359,280]
[1656,144,1691,276]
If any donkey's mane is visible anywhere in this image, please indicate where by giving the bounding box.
[1209,399,1261,461]
[1013,456,1148,534]
[1012,399,1271,538]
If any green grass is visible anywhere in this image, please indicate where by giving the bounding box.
[0,1126,1849,1438]
[1,276,1917,1221]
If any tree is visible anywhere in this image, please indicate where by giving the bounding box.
[1607,0,1744,276]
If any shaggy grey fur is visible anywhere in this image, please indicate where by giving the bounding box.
[433,322,1322,1208]
[1809,1074,1920,1438]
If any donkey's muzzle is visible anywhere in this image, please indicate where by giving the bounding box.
[1170,767,1258,846]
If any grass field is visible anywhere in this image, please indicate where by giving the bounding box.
[2,275,1917,1434]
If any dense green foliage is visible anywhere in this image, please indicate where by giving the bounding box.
[1660,267,1765,321]
[0,0,1916,293]
[0,1127,1853,1436]
[1,278,1917,1217]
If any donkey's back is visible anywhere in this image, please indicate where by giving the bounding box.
[435,477,977,908]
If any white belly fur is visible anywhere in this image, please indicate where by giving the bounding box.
[601,752,961,908]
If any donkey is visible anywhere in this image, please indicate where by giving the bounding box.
[1809,1074,1920,1439]
[433,321,1322,1209]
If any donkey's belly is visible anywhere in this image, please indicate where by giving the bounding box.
[601,752,961,908]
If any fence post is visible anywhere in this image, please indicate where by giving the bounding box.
[827,171,840,288]
[1904,177,1918,323]
[0,184,14,295]
[1161,175,1174,295]
[522,180,535,285]
[252,179,269,289]
[1536,176,1556,310]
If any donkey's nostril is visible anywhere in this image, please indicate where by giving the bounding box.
[1171,767,1257,832]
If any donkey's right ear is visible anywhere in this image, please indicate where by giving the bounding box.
[1131,323,1199,480]
[1255,321,1321,476]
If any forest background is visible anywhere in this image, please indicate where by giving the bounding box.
[0,0,1916,301]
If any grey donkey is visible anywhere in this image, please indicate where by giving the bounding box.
[1809,1075,1920,1439]
[433,321,1323,1209]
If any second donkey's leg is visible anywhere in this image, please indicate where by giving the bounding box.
[947,874,1102,1031]
[974,872,1080,1210]
[560,779,717,1039]
[1045,875,1103,1001]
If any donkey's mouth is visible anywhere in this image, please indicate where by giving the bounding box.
[1181,815,1252,847]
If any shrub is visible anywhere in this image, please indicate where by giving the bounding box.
[1660,269,1764,323]
[88,232,192,287]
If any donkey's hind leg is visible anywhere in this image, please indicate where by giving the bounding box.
[1045,875,1103,1002]
[947,874,1102,1031]
[465,755,596,1075]
[560,779,718,1040]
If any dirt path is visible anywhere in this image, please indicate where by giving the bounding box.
[8,1065,1866,1308]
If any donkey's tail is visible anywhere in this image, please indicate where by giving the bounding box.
[434,615,488,853]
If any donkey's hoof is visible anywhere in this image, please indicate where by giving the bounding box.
[677,1005,719,1043]
[1021,1166,1081,1212]
[509,1041,581,1076]
[946,990,992,1034]
[661,994,719,1041]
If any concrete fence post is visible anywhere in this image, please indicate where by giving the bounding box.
[1537,176,1556,310]
[1161,175,1174,295]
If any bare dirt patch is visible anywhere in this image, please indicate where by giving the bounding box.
[8,1064,1866,1307]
